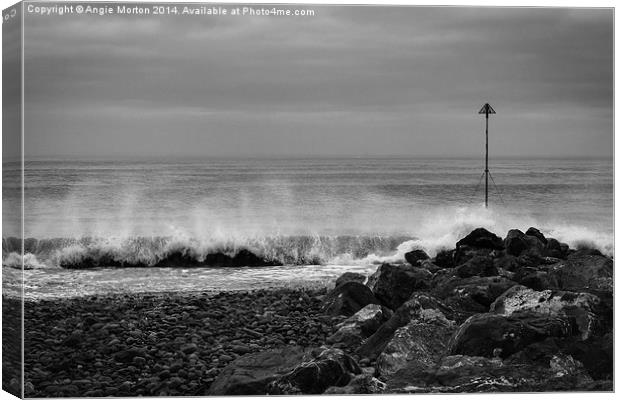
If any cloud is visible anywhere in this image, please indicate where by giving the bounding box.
[22,6,612,158]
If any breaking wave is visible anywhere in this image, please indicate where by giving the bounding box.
[2,206,613,269]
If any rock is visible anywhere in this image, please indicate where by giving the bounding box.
[358,293,453,360]
[181,343,198,354]
[504,229,545,257]
[525,227,547,244]
[419,260,442,273]
[434,249,455,269]
[544,238,567,259]
[456,228,504,250]
[515,269,557,291]
[113,348,146,363]
[546,254,613,293]
[326,304,391,348]
[208,347,306,395]
[232,249,280,267]
[562,332,613,380]
[454,256,498,278]
[385,353,596,393]
[490,285,603,339]
[267,347,361,394]
[322,281,380,317]
[404,249,430,266]
[335,272,366,287]
[367,263,432,310]
[453,245,496,267]
[324,374,386,394]
[449,311,573,359]
[375,311,455,378]
[431,275,516,320]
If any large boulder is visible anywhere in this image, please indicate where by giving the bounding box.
[456,228,504,250]
[544,238,568,259]
[525,227,548,244]
[267,347,361,394]
[490,286,603,340]
[326,304,392,348]
[454,256,498,278]
[404,249,430,266]
[434,249,455,269]
[322,281,381,317]
[546,254,613,293]
[357,293,453,360]
[208,347,307,395]
[367,263,432,310]
[375,310,455,378]
[449,311,573,359]
[335,272,366,287]
[504,229,545,257]
[431,275,517,321]
[385,353,600,393]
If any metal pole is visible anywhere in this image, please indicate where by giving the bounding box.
[485,110,489,208]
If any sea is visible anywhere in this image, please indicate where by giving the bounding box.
[1,157,613,300]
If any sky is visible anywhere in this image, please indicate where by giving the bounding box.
[17,4,613,159]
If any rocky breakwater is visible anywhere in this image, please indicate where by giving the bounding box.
[210,227,613,394]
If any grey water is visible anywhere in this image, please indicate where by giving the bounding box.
[2,157,613,299]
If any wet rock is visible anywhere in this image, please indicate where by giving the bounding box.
[324,374,386,394]
[547,254,613,293]
[544,238,568,259]
[322,281,380,317]
[208,346,306,395]
[505,229,545,257]
[385,353,596,393]
[449,311,573,359]
[431,275,516,320]
[375,310,455,378]
[434,249,455,269]
[490,285,603,339]
[404,249,430,266]
[456,228,504,251]
[358,293,453,360]
[454,256,498,278]
[267,347,361,394]
[326,304,391,348]
[335,272,366,287]
[525,227,548,245]
[367,263,432,310]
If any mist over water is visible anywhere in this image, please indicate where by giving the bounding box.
[2,157,612,298]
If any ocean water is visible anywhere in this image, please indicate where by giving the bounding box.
[2,157,613,299]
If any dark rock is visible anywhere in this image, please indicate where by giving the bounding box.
[453,245,496,267]
[367,263,432,310]
[404,249,430,266]
[385,353,596,393]
[454,256,498,278]
[324,374,386,394]
[544,238,566,259]
[322,281,381,317]
[113,348,147,363]
[504,229,545,257]
[232,249,280,267]
[267,347,361,394]
[449,311,573,359]
[562,333,613,380]
[326,304,391,348]
[431,275,516,320]
[456,228,504,250]
[546,254,613,293]
[419,260,442,273]
[358,293,453,360]
[434,249,455,269]
[490,285,603,340]
[376,311,455,378]
[208,347,306,395]
[525,227,547,244]
[335,272,366,287]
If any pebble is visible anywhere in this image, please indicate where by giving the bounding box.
[22,288,336,397]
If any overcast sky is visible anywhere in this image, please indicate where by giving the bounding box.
[21,5,613,158]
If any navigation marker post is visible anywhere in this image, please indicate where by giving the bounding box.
[478,103,496,208]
